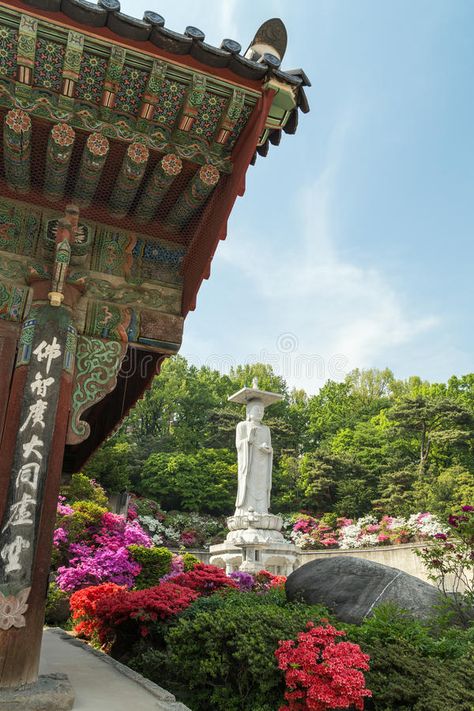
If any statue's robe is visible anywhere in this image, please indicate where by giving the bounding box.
[235,419,272,514]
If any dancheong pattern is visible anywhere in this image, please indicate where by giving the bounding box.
[75,52,108,104]
[34,38,65,92]
[192,93,227,141]
[0,27,17,78]
[115,65,148,115]
[154,80,187,126]
[228,103,253,147]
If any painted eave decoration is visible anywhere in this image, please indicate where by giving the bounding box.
[0,1,309,468]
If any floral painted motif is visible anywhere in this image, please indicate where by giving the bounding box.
[0,587,30,630]
[191,92,227,141]
[86,132,109,156]
[5,109,31,134]
[127,142,149,164]
[34,38,65,92]
[154,80,186,126]
[199,164,220,186]
[228,103,253,148]
[161,153,182,176]
[115,66,148,115]
[51,123,75,147]
[75,52,108,104]
[0,27,17,78]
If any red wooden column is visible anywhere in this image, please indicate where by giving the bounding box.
[0,234,80,688]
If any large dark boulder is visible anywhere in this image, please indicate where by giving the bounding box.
[286,556,442,624]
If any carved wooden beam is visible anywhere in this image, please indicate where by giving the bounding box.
[166,164,219,230]
[73,132,110,207]
[3,109,32,194]
[176,74,206,132]
[109,142,150,219]
[214,89,245,145]
[66,336,127,445]
[100,46,125,121]
[58,30,84,112]
[43,124,76,202]
[15,14,37,98]
[136,153,182,223]
[137,59,167,126]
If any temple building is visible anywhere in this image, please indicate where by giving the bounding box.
[0,0,309,695]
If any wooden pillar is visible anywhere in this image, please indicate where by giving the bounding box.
[0,299,76,687]
[0,204,84,688]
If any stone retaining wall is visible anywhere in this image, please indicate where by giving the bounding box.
[182,544,462,591]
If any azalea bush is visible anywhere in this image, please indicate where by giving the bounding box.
[70,582,124,640]
[417,505,474,626]
[93,583,199,650]
[132,496,226,548]
[54,503,153,592]
[286,512,446,550]
[139,589,330,711]
[70,581,198,650]
[275,621,372,711]
[170,563,238,596]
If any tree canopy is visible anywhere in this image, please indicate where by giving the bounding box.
[84,356,474,518]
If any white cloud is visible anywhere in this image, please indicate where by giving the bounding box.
[209,114,438,391]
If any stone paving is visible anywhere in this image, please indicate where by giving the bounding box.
[39,628,191,711]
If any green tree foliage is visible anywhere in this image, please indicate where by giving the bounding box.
[83,358,474,519]
[139,448,237,515]
[83,442,133,494]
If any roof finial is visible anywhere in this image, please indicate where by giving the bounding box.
[252,377,259,389]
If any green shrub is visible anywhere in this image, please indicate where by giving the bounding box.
[128,546,172,589]
[62,473,108,507]
[348,605,474,710]
[320,511,338,528]
[181,552,200,571]
[64,501,108,543]
[44,582,70,627]
[132,589,329,711]
[360,637,474,710]
[348,603,474,660]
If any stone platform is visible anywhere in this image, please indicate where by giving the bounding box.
[209,511,298,575]
[0,673,74,711]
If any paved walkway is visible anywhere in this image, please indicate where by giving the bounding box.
[40,628,191,711]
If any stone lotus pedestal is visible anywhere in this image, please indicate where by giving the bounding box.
[209,509,299,576]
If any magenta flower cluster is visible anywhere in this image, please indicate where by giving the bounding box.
[229,570,255,592]
[57,496,74,516]
[55,509,153,592]
[160,555,185,582]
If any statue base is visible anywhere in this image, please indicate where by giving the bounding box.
[0,673,75,711]
[210,509,299,576]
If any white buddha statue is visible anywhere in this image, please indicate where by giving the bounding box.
[235,396,273,516]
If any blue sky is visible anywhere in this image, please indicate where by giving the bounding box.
[123,0,474,392]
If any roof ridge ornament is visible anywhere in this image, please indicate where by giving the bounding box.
[244,18,288,63]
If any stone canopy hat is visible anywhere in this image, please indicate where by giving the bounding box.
[228,379,283,408]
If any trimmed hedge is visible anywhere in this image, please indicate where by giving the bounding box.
[128,545,172,589]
